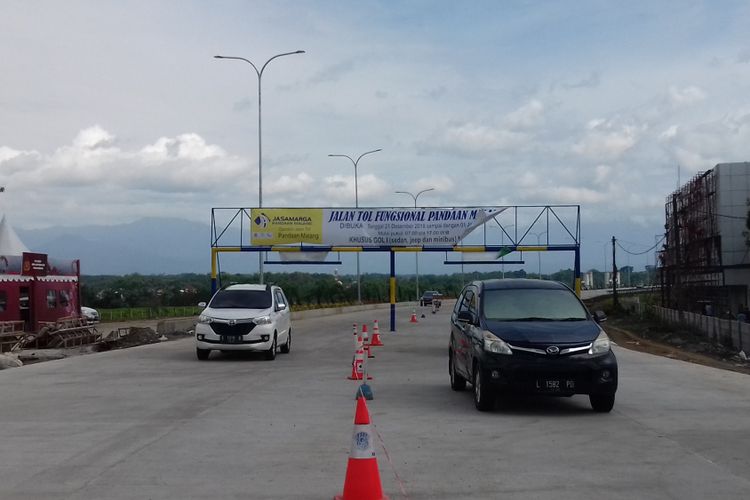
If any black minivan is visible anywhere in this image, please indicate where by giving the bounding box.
[449,279,617,412]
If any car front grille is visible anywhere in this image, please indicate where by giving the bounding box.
[508,342,591,357]
[210,322,256,337]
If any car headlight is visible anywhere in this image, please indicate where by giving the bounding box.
[483,330,512,355]
[589,330,611,355]
[253,315,273,325]
[198,314,212,324]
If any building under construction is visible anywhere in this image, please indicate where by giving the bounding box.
[660,162,750,315]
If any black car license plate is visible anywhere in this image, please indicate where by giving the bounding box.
[536,379,575,392]
[221,336,243,344]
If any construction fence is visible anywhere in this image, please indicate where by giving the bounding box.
[99,307,202,322]
[651,306,748,352]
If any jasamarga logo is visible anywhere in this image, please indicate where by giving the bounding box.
[254,213,270,228]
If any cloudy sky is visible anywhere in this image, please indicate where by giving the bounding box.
[3,0,750,272]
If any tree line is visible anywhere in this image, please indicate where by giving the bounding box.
[80,268,654,309]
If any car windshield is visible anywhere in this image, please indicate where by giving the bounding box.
[209,289,272,309]
[482,288,588,321]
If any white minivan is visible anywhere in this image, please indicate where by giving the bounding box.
[195,284,291,361]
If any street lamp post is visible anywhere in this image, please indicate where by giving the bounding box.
[328,149,382,304]
[395,188,435,302]
[214,50,305,284]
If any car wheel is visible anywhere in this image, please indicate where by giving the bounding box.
[280,330,291,354]
[449,352,466,391]
[473,365,494,411]
[265,334,277,361]
[196,348,210,361]
[589,393,615,412]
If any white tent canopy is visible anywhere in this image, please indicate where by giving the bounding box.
[0,215,30,255]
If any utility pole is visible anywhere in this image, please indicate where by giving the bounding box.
[612,236,619,308]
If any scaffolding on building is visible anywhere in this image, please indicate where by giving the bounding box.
[659,170,726,312]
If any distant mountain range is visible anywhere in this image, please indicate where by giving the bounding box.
[16,217,210,275]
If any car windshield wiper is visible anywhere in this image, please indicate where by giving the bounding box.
[557,317,587,321]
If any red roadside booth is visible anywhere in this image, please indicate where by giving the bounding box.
[0,253,81,332]
[0,215,82,333]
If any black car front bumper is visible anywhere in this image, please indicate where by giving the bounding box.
[477,350,618,396]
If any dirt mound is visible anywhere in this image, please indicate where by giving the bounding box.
[94,327,162,351]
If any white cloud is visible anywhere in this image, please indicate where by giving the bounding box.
[440,123,528,154]
[426,123,528,156]
[420,99,547,156]
[668,85,706,106]
[659,125,679,141]
[0,126,253,226]
[658,110,750,171]
[0,146,42,176]
[504,100,545,129]
[533,186,608,204]
[72,125,116,150]
[265,172,316,195]
[319,173,391,206]
[141,134,226,162]
[572,120,643,160]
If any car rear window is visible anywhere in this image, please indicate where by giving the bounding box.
[210,290,272,309]
[482,288,588,321]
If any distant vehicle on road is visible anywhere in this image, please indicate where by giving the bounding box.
[195,284,291,361]
[81,306,100,324]
[448,279,617,412]
[420,290,441,307]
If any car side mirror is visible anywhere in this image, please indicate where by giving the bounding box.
[457,311,474,324]
[593,310,607,323]
[198,302,207,308]
[276,303,287,312]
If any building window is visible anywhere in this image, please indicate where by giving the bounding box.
[47,290,57,309]
[59,290,70,307]
[0,291,6,312]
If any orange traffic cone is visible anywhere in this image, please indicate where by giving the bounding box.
[335,396,389,500]
[410,309,418,323]
[348,346,372,380]
[370,320,384,347]
[362,324,374,359]
[348,347,365,380]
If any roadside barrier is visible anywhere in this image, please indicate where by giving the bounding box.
[335,396,388,500]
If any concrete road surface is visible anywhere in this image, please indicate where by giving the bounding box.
[1,304,749,499]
